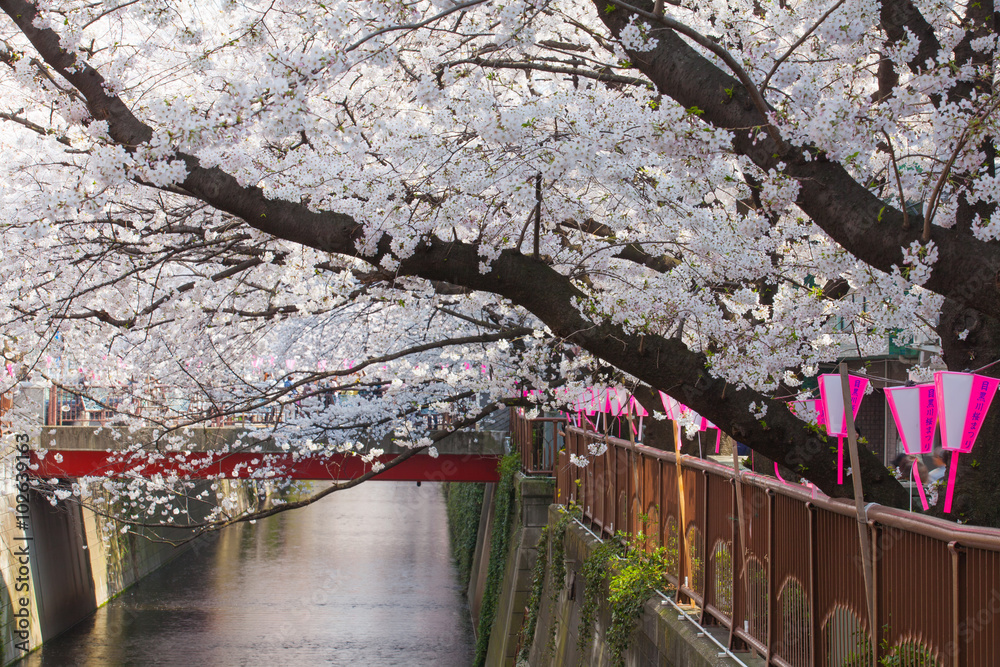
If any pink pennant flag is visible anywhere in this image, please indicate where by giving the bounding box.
[935,371,1000,513]
[885,384,936,455]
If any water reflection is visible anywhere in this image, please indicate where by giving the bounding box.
[22,482,474,666]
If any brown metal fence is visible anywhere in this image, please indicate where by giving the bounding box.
[511,408,563,475]
[550,424,1000,667]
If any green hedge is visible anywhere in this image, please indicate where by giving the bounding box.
[444,481,485,588]
[473,453,521,667]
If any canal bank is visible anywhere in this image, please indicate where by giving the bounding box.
[0,478,256,666]
[13,482,474,666]
[471,467,759,667]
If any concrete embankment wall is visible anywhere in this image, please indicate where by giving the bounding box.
[477,486,752,667]
[482,475,553,666]
[521,505,749,667]
[0,478,256,665]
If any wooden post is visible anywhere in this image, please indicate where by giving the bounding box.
[673,419,691,599]
[731,437,750,579]
[625,412,643,547]
[840,362,876,662]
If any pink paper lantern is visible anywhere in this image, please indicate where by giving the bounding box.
[935,371,1000,513]
[818,374,868,485]
[935,372,999,454]
[789,399,827,429]
[694,413,709,431]
[627,395,648,417]
[606,387,629,416]
[885,384,936,455]
[885,383,936,510]
[658,391,681,419]
[818,373,869,437]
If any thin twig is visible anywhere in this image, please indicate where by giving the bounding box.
[761,0,847,92]
[345,0,489,53]
[533,173,542,258]
[442,56,649,87]
[880,129,909,230]
[924,96,1000,238]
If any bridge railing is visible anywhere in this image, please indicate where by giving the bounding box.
[44,385,262,427]
[557,426,1000,667]
[42,385,434,429]
[510,408,563,475]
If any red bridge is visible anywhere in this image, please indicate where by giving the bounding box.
[31,449,503,483]
[30,425,507,483]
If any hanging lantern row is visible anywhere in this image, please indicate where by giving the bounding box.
[789,371,1000,514]
[562,387,649,439]
[556,386,725,450]
[658,391,723,453]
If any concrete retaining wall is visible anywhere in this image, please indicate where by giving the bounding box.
[519,505,758,667]
[0,478,255,665]
[483,475,554,666]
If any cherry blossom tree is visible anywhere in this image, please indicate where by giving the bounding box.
[0,0,998,526]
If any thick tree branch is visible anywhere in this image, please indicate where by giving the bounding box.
[593,0,1000,322]
[0,0,906,507]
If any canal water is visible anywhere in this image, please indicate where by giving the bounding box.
[21,482,475,666]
